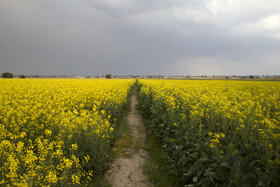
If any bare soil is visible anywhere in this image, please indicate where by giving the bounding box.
[104,93,151,187]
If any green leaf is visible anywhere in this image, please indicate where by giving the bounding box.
[184,185,195,187]
[220,162,230,169]
[272,169,280,185]
[168,138,176,143]
[190,152,199,158]
[205,171,218,179]
[257,181,265,187]
[232,149,239,157]
[193,177,198,183]
[199,153,209,163]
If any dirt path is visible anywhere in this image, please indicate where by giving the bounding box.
[104,92,151,187]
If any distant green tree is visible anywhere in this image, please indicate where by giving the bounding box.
[105,74,112,79]
[2,72,13,78]
[19,75,26,78]
[249,75,254,79]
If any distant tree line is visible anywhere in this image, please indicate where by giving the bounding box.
[2,72,13,78]
[2,72,26,78]
[105,74,112,79]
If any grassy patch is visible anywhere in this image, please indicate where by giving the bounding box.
[90,175,111,187]
[111,118,135,158]
[133,139,142,153]
[142,137,179,187]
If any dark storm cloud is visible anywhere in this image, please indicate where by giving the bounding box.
[0,0,280,76]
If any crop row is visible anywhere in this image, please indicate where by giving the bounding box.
[137,80,280,186]
[0,79,134,186]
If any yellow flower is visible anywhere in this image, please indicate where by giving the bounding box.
[44,129,52,136]
[211,138,219,144]
[72,174,80,184]
[213,134,220,139]
[71,144,78,151]
[63,158,73,169]
[209,143,214,149]
[19,131,26,138]
[46,171,58,184]
[84,155,90,163]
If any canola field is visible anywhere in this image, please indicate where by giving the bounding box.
[0,79,134,186]
[137,80,280,186]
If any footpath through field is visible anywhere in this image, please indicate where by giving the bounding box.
[104,90,151,187]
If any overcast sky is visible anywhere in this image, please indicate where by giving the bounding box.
[0,0,280,76]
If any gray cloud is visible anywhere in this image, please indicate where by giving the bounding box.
[0,0,280,76]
